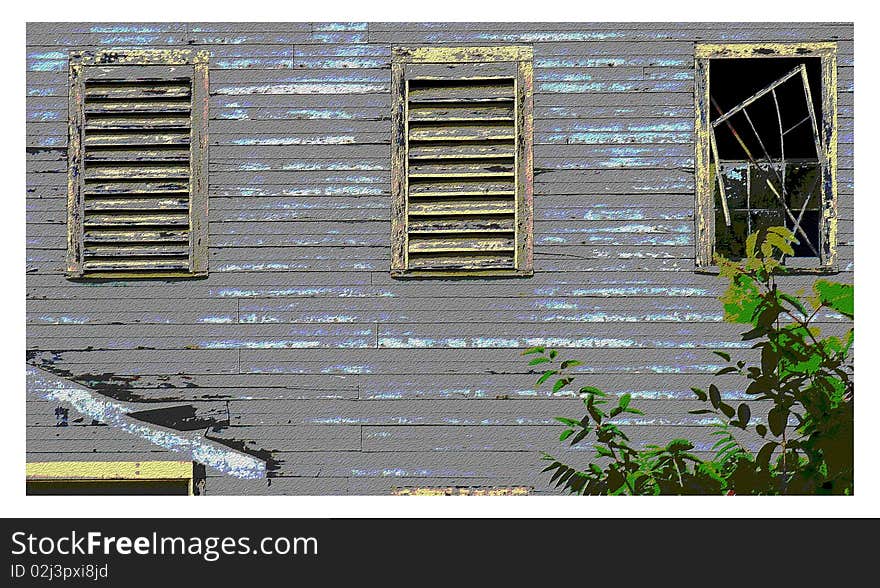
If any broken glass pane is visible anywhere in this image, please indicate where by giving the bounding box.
[714,163,749,209]
[715,209,749,259]
[785,162,821,211]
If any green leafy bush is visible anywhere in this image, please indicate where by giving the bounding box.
[528,227,853,495]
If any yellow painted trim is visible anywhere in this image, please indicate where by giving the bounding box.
[694,42,837,59]
[694,42,839,269]
[27,461,193,482]
[393,486,532,496]
[390,46,534,277]
[73,49,209,66]
[66,48,211,281]
[393,45,532,63]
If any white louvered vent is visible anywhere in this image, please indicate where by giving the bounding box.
[406,77,518,272]
[67,51,209,278]
[391,47,534,277]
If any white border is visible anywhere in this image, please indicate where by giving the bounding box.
[5,1,875,518]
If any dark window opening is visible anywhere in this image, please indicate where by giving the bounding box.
[26,480,190,495]
[709,57,824,261]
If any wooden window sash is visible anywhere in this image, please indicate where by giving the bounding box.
[391,46,534,277]
[694,42,839,271]
[66,49,209,279]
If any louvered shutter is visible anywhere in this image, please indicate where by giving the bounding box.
[67,50,209,278]
[391,47,534,276]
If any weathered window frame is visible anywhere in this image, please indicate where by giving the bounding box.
[26,461,195,495]
[390,46,534,278]
[66,49,210,279]
[694,42,838,271]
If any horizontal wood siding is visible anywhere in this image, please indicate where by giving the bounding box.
[26,22,854,495]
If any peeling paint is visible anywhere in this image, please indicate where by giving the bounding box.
[27,365,265,479]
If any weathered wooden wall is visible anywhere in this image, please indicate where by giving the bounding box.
[26,22,854,494]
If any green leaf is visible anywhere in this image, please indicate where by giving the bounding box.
[813,280,854,319]
[570,429,590,446]
[779,292,809,318]
[760,344,780,375]
[708,384,721,409]
[554,417,581,427]
[559,429,574,442]
[691,387,708,402]
[552,378,571,394]
[746,232,759,258]
[528,357,551,366]
[522,346,545,356]
[719,402,736,419]
[618,393,632,410]
[549,349,558,360]
[768,406,787,437]
[757,442,779,469]
[755,423,768,437]
[560,360,582,369]
[737,403,751,428]
[713,351,731,362]
[536,370,556,386]
[579,386,606,397]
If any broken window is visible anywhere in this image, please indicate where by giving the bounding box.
[695,44,838,269]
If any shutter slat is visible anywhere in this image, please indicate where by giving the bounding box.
[83,181,189,195]
[84,164,190,180]
[409,124,515,142]
[83,131,190,147]
[84,116,192,130]
[85,100,191,114]
[407,253,515,271]
[85,149,190,163]
[84,197,189,212]
[408,235,515,253]
[85,83,191,100]
[407,80,515,103]
[407,217,515,233]
[408,160,514,176]
[83,229,190,243]
[83,212,190,227]
[83,244,190,257]
[408,143,516,160]
[409,104,514,122]
[408,199,516,216]
[409,178,515,197]
[82,258,190,272]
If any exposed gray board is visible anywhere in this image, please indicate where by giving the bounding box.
[239,347,752,374]
[350,375,760,401]
[202,425,361,452]
[27,372,358,402]
[232,307,847,327]
[208,143,391,159]
[211,94,392,109]
[367,22,851,34]
[360,424,735,453]
[28,22,188,34]
[211,69,391,84]
[27,298,239,314]
[27,311,241,326]
[208,120,391,134]
[204,476,344,496]
[227,449,726,478]
[226,397,751,426]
